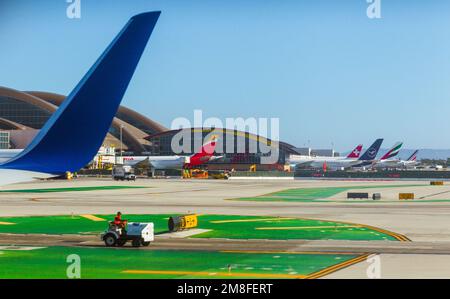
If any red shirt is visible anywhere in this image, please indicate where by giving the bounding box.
[114,215,122,225]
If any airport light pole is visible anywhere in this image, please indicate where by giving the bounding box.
[120,124,124,157]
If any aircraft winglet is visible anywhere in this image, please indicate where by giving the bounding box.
[1,11,161,174]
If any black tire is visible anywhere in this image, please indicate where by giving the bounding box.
[142,241,150,246]
[104,234,117,247]
[131,239,141,247]
[116,239,127,247]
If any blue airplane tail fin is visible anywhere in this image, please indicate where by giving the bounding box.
[358,138,383,161]
[1,11,160,174]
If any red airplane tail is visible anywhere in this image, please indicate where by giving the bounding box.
[346,144,363,158]
[187,135,219,166]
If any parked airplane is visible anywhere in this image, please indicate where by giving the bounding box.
[290,139,383,169]
[288,144,363,168]
[404,150,419,167]
[371,142,403,168]
[350,138,384,168]
[374,149,419,169]
[0,11,161,186]
[123,135,222,170]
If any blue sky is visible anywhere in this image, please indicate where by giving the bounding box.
[1,0,450,151]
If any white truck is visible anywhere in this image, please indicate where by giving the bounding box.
[112,165,136,181]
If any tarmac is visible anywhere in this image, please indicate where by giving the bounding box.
[1,177,450,278]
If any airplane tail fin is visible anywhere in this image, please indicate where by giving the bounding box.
[1,12,160,174]
[358,138,383,161]
[192,135,218,157]
[346,144,363,158]
[407,150,419,162]
[380,142,403,160]
[188,135,219,165]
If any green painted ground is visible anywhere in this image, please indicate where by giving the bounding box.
[231,184,425,202]
[0,246,359,279]
[0,186,148,193]
[0,214,171,235]
[192,215,396,241]
[0,214,397,241]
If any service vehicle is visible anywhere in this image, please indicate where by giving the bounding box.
[112,165,136,181]
[101,221,154,247]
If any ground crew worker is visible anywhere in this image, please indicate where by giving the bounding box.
[113,212,127,229]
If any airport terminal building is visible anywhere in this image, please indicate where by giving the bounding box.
[0,86,167,153]
[146,128,301,170]
[0,86,305,170]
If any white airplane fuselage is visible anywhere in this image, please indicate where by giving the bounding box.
[374,159,417,169]
[123,155,188,170]
[0,149,23,163]
[288,155,359,169]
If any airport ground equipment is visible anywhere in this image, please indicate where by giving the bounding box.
[372,193,381,200]
[102,222,154,247]
[399,193,415,200]
[430,181,444,185]
[210,173,230,179]
[65,171,74,180]
[209,170,230,179]
[347,192,369,199]
[168,214,198,232]
[190,169,208,179]
[112,165,136,181]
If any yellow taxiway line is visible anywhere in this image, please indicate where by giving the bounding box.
[122,269,306,279]
[0,221,15,225]
[361,224,410,241]
[211,216,410,241]
[253,216,411,242]
[79,214,106,222]
[210,218,295,224]
[323,219,411,242]
[220,250,360,255]
[123,253,369,279]
[305,253,371,279]
[255,225,362,230]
